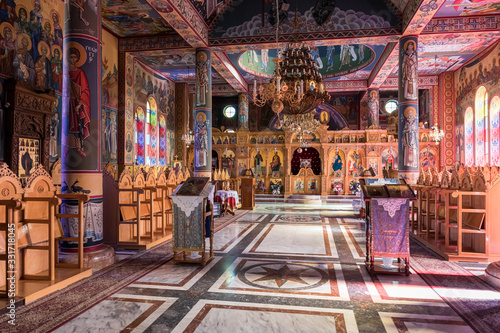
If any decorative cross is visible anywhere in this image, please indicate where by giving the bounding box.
[175,154,178,160]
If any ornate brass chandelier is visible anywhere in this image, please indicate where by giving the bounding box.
[280,113,321,135]
[429,125,444,144]
[252,0,329,118]
[181,130,194,148]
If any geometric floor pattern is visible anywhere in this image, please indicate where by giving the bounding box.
[8,203,500,332]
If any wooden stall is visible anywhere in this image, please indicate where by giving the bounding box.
[412,166,500,262]
[103,168,172,250]
[0,164,90,305]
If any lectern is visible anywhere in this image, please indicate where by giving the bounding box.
[240,169,255,210]
[362,179,416,276]
[170,177,214,265]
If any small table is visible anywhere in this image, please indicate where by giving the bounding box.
[215,190,239,216]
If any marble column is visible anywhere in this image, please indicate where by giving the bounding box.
[367,88,380,129]
[398,36,419,184]
[60,0,114,267]
[194,48,212,178]
[238,93,249,131]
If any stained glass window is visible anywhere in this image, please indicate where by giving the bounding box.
[475,86,486,166]
[491,95,500,166]
[135,106,145,166]
[148,96,158,166]
[159,114,167,167]
[465,107,474,167]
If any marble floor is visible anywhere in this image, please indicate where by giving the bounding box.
[53,203,499,333]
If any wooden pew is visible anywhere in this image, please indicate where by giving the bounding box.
[411,165,500,262]
[116,169,147,247]
[104,167,172,250]
[154,167,172,234]
[0,197,24,298]
[143,169,161,237]
[22,165,63,280]
[0,164,90,304]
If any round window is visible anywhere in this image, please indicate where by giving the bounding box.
[223,105,236,118]
[385,100,398,113]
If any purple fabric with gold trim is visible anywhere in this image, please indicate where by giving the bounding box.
[371,198,410,257]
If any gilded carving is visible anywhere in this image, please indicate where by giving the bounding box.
[15,91,54,114]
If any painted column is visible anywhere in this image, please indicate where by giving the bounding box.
[439,72,455,168]
[238,93,249,131]
[175,83,189,164]
[61,0,107,256]
[398,36,419,184]
[194,48,212,178]
[367,88,380,128]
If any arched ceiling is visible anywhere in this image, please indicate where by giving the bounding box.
[209,0,401,39]
[111,0,500,95]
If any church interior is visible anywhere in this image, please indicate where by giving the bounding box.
[0,0,500,331]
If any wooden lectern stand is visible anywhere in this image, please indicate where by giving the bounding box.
[170,177,214,265]
[240,169,255,210]
[361,179,416,277]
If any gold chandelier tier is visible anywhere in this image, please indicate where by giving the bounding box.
[253,44,330,116]
[279,113,321,136]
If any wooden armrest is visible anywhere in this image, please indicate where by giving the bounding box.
[119,203,140,207]
[23,197,61,205]
[0,199,25,210]
[56,193,90,202]
[119,188,145,194]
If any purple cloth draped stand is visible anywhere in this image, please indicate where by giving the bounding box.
[370,198,410,257]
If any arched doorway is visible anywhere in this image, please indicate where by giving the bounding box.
[291,147,322,194]
[212,150,219,171]
[291,147,321,175]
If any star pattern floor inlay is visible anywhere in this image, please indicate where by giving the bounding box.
[208,257,349,300]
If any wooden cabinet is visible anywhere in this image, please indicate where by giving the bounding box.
[3,80,56,180]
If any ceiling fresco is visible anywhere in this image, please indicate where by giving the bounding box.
[433,0,500,18]
[390,54,475,76]
[223,44,385,85]
[121,0,500,90]
[102,0,173,37]
[418,33,499,54]
[187,0,221,22]
[388,33,500,76]
[328,44,387,81]
[237,45,376,79]
[137,54,227,83]
[209,0,400,38]
[138,52,197,71]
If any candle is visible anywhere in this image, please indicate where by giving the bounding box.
[253,80,257,96]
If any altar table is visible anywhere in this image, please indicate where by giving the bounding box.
[215,190,239,210]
